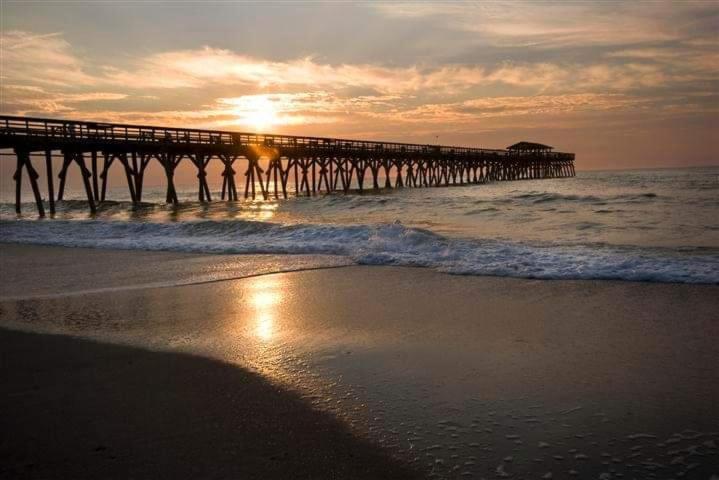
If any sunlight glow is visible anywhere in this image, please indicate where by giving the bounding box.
[255,311,275,341]
[227,95,280,132]
[244,199,279,221]
[252,291,280,309]
[248,277,284,342]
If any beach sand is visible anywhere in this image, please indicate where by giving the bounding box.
[0,329,419,480]
[1,244,718,479]
[0,243,351,300]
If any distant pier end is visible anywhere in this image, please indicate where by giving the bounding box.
[1,115,575,216]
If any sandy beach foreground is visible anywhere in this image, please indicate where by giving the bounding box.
[1,245,718,479]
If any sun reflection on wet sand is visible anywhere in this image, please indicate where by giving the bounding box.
[248,277,283,342]
[254,311,274,340]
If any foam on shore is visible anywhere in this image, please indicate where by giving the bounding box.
[2,218,718,284]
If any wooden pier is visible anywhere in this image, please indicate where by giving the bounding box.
[1,115,575,216]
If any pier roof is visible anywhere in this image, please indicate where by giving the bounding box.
[507,142,553,152]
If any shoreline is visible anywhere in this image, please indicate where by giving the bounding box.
[2,243,717,302]
[1,244,718,479]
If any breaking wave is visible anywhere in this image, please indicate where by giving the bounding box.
[2,219,717,284]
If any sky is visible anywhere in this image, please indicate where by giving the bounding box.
[1,1,718,170]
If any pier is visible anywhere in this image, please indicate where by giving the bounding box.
[1,115,575,216]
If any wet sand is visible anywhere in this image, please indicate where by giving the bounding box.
[1,245,718,479]
[0,243,351,299]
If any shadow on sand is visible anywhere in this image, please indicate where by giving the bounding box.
[0,328,419,480]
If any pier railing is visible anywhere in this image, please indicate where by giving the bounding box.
[0,115,569,157]
[1,115,576,216]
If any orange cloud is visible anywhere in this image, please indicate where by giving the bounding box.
[97,48,697,96]
[1,85,128,114]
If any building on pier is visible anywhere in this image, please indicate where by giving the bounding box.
[507,142,554,154]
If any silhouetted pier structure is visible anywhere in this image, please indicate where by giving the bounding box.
[1,115,575,216]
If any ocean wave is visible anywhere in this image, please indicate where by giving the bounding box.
[2,219,717,284]
[463,207,500,215]
[509,191,660,204]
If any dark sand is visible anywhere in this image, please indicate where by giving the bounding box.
[1,244,718,479]
[0,328,418,480]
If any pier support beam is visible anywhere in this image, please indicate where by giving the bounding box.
[244,153,267,200]
[220,155,239,201]
[99,152,113,202]
[13,149,45,216]
[160,153,182,204]
[297,157,312,197]
[189,153,212,202]
[91,150,100,202]
[57,150,96,213]
[264,154,288,199]
[118,153,137,203]
[57,154,71,201]
[44,150,55,214]
[130,152,151,203]
[317,157,332,193]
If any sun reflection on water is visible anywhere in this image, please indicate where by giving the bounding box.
[246,198,279,221]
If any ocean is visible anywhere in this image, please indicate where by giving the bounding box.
[2,166,718,284]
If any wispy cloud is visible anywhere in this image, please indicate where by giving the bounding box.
[97,48,709,98]
[1,84,128,114]
[0,30,98,87]
[373,1,713,48]
[5,29,703,100]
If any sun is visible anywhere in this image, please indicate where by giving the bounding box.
[246,98,278,132]
[233,95,279,132]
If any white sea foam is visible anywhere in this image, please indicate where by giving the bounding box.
[2,218,718,284]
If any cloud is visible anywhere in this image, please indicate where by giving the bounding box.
[606,45,719,77]
[99,47,695,96]
[361,93,653,125]
[373,1,714,48]
[102,49,423,92]
[4,28,713,111]
[0,30,98,87]
[1,84,128,114]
